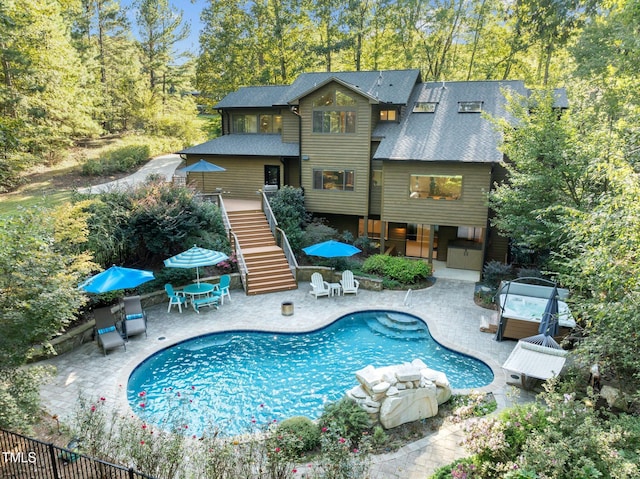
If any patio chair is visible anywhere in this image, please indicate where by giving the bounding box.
[94,307,125,356]
[309,272,330,299]
[122,295,147,340]
[165,283,187,313]
[340,270,360,295]
[213,274,231,305]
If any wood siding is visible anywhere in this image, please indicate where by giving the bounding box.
[281,109,300,143]
[185,155,284,199]
[298,82,372,216]
[369,159,383,215]
[382,161,492,227]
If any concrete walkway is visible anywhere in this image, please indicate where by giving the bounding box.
[78,153,183,194]
[38,279,528,478]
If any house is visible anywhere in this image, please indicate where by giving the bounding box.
[178,70,566,274]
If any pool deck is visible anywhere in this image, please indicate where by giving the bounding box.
[38,278,530,478]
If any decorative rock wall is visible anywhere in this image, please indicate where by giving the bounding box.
[346,359,452,429]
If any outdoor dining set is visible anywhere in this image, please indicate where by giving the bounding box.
[78,245,232,356]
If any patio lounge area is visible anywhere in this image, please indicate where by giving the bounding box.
[38,278,529,479]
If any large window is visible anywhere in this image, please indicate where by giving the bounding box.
[409,174,462,200]
[312,89,357,134]
[313,169,354,191]
[233,114,282,133]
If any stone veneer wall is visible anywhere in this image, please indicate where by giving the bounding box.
[347,359,452,429]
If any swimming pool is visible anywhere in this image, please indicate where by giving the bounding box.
[127,310,493,436]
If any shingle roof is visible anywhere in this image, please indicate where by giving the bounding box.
[373,80,529,163]
[213,70,421,109]
[177,134,299,157]
[214,85,291,108]
[286,69,421,105]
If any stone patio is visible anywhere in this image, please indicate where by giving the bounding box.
[38,277,531,478]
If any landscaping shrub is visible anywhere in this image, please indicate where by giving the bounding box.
[362,255,431,285]
[318,398,370,447]
[269,186,309,253]
[481,260,514,288]
[82,144,150,176]
[271,416,320,457]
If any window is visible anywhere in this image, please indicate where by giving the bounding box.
[312,89,357,133]
[379,109,397,121]
[313,169,354,191]
[409,174,462,200]
[233,114,257,133]
[458,101,483,113]
[413,102,437,113]
[457,226,483,242]
[358,218,387,239]
[233,114,281,133]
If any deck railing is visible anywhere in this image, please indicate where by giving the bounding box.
[0,428,155,479]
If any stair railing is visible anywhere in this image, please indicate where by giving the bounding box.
[276,227,299,280]
[403,289,413,307]
[260,190,298,280]
[217,194,231,234]
[230,230,249,292]
[260,190,277,236]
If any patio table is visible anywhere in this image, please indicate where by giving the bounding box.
[183,283,216,303]
[328,282,342,297]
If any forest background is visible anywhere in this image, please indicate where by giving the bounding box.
[2,2,640,475]
[2,0,639,193]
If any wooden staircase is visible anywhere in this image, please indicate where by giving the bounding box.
[227,210,298,295]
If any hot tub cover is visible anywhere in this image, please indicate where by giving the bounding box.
[502,341,567,380]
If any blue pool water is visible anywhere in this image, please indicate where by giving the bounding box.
[127,310,493,436]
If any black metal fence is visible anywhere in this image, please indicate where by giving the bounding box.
[0,428,155,479]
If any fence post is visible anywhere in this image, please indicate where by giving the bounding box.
[48,443,61,479]
[129,466,136,479]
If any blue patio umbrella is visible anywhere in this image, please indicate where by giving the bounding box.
[164,245,229,285]
[180,159,226,191]
[78,265,155,294]
[302,240,361,258]
[522,285,561,349]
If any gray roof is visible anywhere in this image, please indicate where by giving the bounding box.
[178,134,299,157]
[373,80,529,163]
[286,69,421,105]
[214,70,421,109]
[214,85,291,108]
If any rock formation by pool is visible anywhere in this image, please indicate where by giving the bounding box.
[347,359,452,429]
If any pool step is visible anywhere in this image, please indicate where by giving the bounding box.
[365,313,430,340]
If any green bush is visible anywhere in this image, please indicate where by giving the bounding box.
[318,398,370,447]
[271,416,320,458]
[82,144,150,176]
[482,260,514,288]
[362,255,431,285]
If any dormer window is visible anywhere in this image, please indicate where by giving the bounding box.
[458,101,483,113]
[379,109,397,121]
[413,102,437,113]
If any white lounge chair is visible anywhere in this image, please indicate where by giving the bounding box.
[340,270,360,295]
[309,272,330,299]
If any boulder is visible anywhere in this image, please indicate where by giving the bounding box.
[379,386,438,429]
[355,365,383,391]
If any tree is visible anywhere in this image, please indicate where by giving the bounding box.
[0,203,95,431]
[135,0,189,99]
[488,89,603,264]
